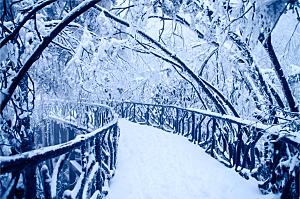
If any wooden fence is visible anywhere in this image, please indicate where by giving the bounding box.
[115,101,299,199]
[0,100,299,198]
[0,101,119,199]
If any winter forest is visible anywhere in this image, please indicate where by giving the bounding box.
[0,0,300,198]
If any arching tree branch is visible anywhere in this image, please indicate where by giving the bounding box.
[94,5,239,116]
[0,0,57,48]
[263,35,298,112]
[0,0,102,113]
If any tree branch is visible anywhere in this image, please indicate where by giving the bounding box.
[0,0,102,113]
[263,36,298,112]
[94,6,238,116]
[0,0,57,48]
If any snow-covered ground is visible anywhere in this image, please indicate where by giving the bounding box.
[106,119,279,199]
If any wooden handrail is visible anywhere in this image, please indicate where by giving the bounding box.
[121,101,271,128]
[0,117,118,174]
[0,101,120,199]
[1,100,298,198]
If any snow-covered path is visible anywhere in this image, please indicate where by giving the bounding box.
[106,119,278,199]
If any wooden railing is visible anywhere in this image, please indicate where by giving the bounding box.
[1,100,299,198]
[0,101,119,199]
[114,101,299,199]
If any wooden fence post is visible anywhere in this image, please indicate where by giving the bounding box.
[95,134,102,193]
[181,113,185,136]
[121,102,125,118]
[132,103,136,122]
[159,106,164,129]
[24,164,37,198]
[20,129,37,199]
[210,118,216,158]
[191,112,195,143]
[78,140,88,198]
[94,108,99,127]
[175,108,179,133]
[69,129,76,188]
[112,125,119,169]
[108,130,114,171]
[145,105,150,125]
[41,165,51,199]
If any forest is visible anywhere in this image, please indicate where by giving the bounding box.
[0,0,299,198]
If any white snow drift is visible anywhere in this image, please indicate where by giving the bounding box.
[106,119,279,199]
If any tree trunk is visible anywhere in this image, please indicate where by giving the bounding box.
[263,36,298,112]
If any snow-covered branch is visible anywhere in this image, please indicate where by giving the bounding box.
[0,0,102,113]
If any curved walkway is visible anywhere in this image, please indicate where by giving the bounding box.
[106,119,278,199]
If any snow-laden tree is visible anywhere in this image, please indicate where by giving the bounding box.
[0,0,105,197]
[1,0,300,198]
[1,0,299,161]
[0,0,298,156]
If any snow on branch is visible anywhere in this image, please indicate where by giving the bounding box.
[94,5,238,116]
[0,0,102,113]
[0,0,57,48]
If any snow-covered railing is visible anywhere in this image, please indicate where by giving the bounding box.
[116,101,299,199]
[0,101,119,199]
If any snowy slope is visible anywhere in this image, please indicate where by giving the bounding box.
[106,119,279,199]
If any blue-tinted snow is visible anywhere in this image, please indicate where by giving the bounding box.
[106,119,279,199]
